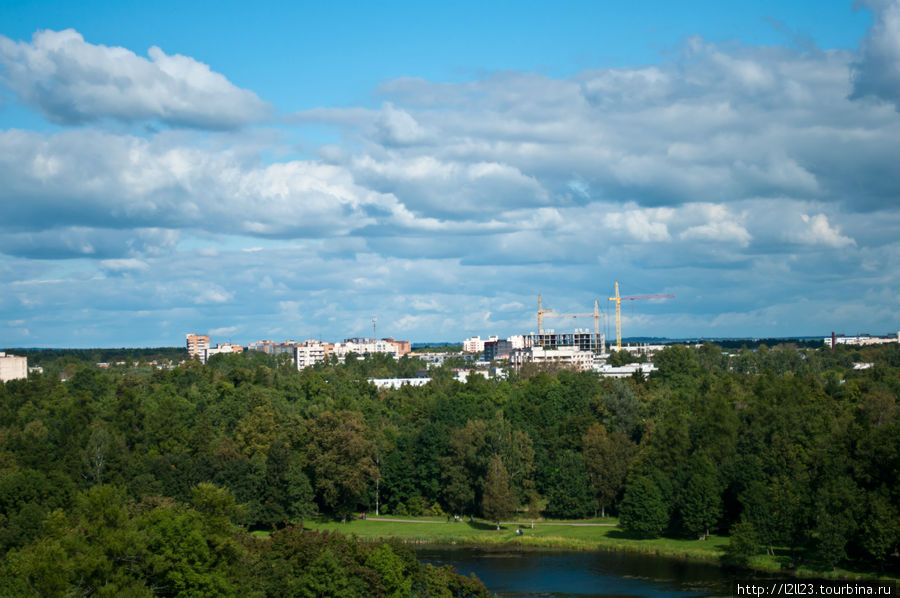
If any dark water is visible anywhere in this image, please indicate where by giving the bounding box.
[417,547,739,597]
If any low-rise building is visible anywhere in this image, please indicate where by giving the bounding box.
[595,363,658,378]
[0,352,28,382]
[332,337,409,359]
[824,333,900,347]
[369,377,431,390]
[510,345,595,372]
[202,343,243,364]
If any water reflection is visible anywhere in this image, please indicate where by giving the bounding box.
[417,547,735,597]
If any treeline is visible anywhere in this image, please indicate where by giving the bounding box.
[0,342,898,578]
[1,483,489,596]
[6,347,188,368]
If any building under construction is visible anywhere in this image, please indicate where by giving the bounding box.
[526,329,605,353]
[532,294,606,353]
[531,284,673,353]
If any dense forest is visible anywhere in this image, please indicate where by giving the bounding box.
[1,341,898,594]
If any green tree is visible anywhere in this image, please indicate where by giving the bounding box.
[607,350,635,367]
[365,544,412,598]
[652,345,701,388]
[722,521,759,568]
[582,423,636,517]
[482,456,516,528]
[678,455,721,539]
[544,450,595,519]
[859,491,900,568]
[305,411,376,520]
[619,475,669,538]
[813,475,861,571]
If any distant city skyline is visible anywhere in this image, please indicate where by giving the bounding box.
[1,1,899,347]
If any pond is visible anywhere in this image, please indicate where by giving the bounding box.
[417,547,742,597]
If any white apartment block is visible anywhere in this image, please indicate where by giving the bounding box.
[0,352,28,382]
[509,345,595,372]
[293,340,330,370]
[462,335,498,353]
[824,333,900,347]
[595,363,658,378]
[332,338,401,359]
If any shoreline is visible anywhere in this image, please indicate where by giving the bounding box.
[300,519,899,584]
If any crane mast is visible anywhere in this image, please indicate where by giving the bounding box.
[608,281,674,350]
[537,297,604,352]
[537,294,553,334]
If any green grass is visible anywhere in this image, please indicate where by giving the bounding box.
[301,516,729,562]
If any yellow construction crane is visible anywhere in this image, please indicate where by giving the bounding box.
[536,294,553,334]
[542,298,602,338]
[536,297,605,351]
[608,281,674,350]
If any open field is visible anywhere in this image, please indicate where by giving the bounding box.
[302,516,730,561]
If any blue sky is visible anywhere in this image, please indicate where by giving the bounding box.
[1,1,898,347]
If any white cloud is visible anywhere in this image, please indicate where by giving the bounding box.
[376,103,427,145]
[851,0,900,111]
[194,286,233,304]
[2,20,900,346]
[678,204,751,246]
[100,258,150,273]
[795,213,856,248]
[0,129,413,247]
[603,208,671,242]
[0,29,270,128]
[209,326,239,336]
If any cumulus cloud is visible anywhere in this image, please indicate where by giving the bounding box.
[678,204,751,247]
[3,18,900,346]
[300,37,900,220]
[794,213,856,248]
[351,154,549,218]
[851,0,900,110]
[0,29,270,128]
[0,129,415,249]
[603,208,672,243]
[375,103,427,145]
[0,225,178,260]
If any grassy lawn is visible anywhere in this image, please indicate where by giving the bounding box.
[301,516,729,562]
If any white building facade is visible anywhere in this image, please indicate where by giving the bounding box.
[332,338,401,359]
[509,345,595,372]
[462,335,499,353]
[0,352,28,382]
[293,341,330,370]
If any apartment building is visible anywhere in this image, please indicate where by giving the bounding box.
[293,340,331,370]
[186,334,210,360]
[0,352,27,382]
